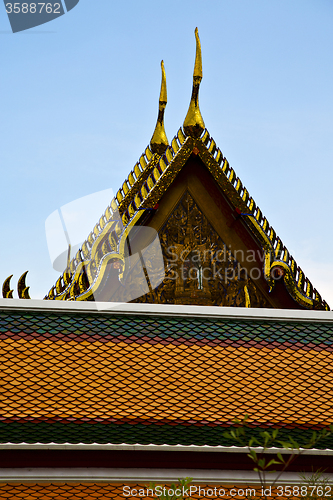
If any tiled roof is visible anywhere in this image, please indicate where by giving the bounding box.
[0,483,284,500]
[1,305,333,447]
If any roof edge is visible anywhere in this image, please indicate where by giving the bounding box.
[1,298,333,323]
[1,443,333,455]
[1,467,331,484]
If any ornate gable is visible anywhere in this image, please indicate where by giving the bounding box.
[39,29,328,310]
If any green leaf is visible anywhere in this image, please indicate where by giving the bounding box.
[261,431,271,447]
[267,459,280,467]
[247,452,258,463]
[288,437,299,449]
[278,440,293,449]
[249,437,259,446]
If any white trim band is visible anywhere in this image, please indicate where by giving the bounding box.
[0,298,333,322]
[0,467,332,484]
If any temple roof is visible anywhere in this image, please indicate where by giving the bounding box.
[38,29,328,310]
[1,30,332,500]
[1,301,333,447]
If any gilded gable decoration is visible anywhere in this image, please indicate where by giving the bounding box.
[1,28,325,310]
[133,192,271,308]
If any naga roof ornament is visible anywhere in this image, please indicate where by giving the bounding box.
[183,27,205,138]
[2,271,31,299]
[150,60,169,155]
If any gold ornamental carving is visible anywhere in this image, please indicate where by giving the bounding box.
[132,192,270,308]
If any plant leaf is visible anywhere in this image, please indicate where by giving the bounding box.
[267,459,280,467]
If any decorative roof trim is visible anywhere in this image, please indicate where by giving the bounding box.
[1,298,333,323]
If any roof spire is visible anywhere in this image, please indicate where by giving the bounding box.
[150,60,169,155]
[183,28,205,138]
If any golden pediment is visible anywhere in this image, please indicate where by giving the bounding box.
[40,29,328,311]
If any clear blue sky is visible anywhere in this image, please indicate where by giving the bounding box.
[1,0,333,305]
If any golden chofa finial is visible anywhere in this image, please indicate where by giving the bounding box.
[150,60,169,155]
[183,28,205,138]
